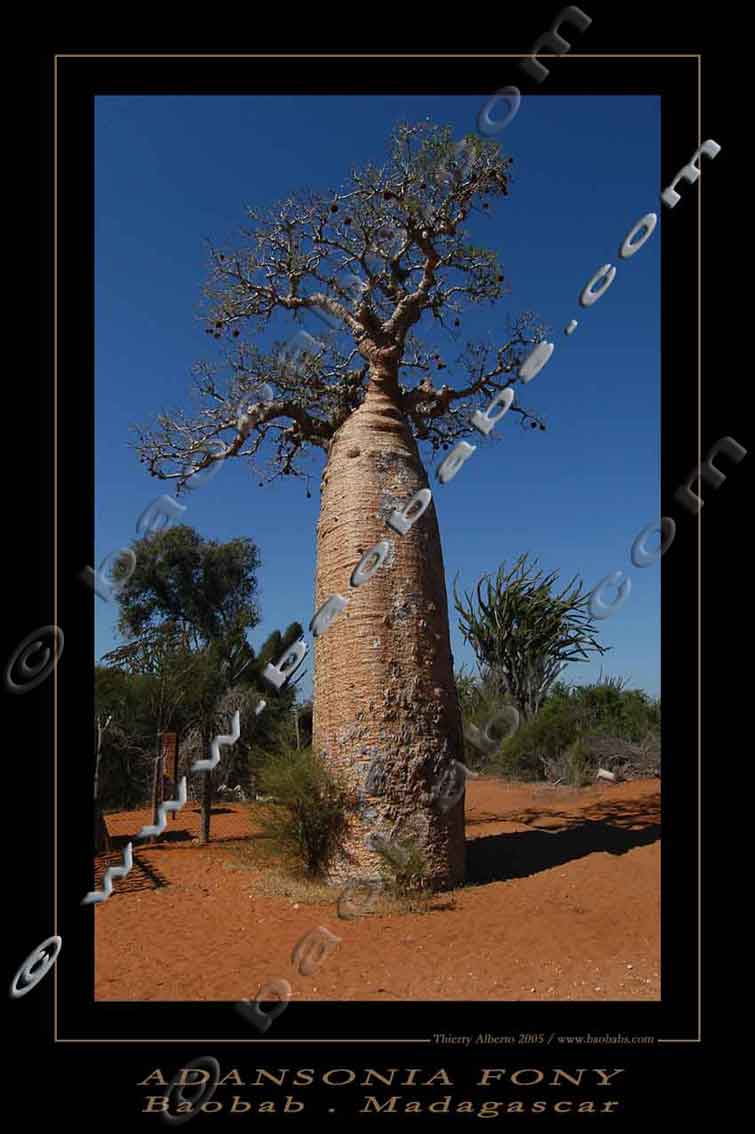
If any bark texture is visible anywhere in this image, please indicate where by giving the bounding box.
[313,371,465,889]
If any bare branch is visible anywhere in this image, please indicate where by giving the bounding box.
[135,122,547,486]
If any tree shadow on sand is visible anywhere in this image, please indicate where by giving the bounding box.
[465,794,660,885]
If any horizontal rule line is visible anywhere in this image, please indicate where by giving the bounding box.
[54,53,701,60]
[56,1038,433,1045]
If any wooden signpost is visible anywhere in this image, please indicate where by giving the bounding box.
[160,731,179,819]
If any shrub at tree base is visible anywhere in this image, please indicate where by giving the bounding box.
[491,678,661,786]
[373,836,434,915]
[256,747,352,877]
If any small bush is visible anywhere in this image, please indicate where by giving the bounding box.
[568,678,660,742]
[494,695,582,780]
[490,675,660,784]
[540,733,661,786]
[560,737,594,787]
[456,666,521,771]
[256,746,352,876]
[374,835,433,914]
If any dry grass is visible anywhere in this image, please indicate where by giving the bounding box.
[220,835,458,917]
[220,837,340,904]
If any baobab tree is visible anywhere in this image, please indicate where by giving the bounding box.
[135,122,547,889]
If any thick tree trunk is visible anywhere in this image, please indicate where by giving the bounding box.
[313,369,465,890]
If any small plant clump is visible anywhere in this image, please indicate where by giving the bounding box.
[489,675,661,786]
[256,745,352,877]
[374,835,434,914]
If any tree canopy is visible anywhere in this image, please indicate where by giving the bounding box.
[134,121,547,491]
[110,524,261,663]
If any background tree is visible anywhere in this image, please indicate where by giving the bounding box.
[115,525,261,662]
[106,525,262,842]
[94,710,113,852]
[178,622,305,807]
[134,122,549,888]
[454,553,609,721]
[99,634,223,841]
[94,665,160,812]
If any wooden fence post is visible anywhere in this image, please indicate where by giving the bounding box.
[150,754,164,845]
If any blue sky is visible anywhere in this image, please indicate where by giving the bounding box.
[95,93,661,698]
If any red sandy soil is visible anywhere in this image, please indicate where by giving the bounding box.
[94,778,659,1002]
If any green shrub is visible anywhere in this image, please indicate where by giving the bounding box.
[456,666,521,770]
[492,692,581,780]
[374,835,433,913]
[491,675,660,783]
[567,678,660,741]
[560,737,594,787]
[256,746,352,876]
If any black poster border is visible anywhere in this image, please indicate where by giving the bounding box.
[6,14,740,1126]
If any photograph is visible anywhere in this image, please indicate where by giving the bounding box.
[91,90,661,1008]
